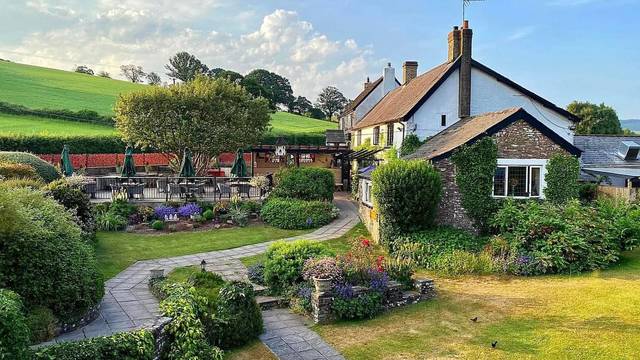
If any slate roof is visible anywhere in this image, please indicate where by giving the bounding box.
[325,129,347,145]
[574,135,640,167]
[342,77,383,116]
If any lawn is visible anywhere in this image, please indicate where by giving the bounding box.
[96,225,309,279]
[0,112,116,136]
[268,111,336,135]
[314,249,640,359]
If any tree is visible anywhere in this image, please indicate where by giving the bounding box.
[316,86,348,120]
[214,69,243,83]
[568,101,622,135]
[114,75,271,175]
[289,96,313,115]
[165,51,209,82]
[120,64,146,83]
[146,72,162,86]
[74,65,94,75]
[305,107,325,120]
[245,69,294,107]
[97,70,111,78]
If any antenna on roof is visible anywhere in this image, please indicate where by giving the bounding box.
[463,0,485,23]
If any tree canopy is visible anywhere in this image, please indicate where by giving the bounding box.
[146,72,162,86]
[568,101,622,135]
[74,65,94,75]
[165,52,209,82]
[120,64,146,83]
[289,96,313,115]
[245,69,294,107]
[316,86,348,120]
[114,76,271,174]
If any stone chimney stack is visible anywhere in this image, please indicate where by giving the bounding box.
[447,26,461,62]
[363,77,371,90]
[459,20,472,118]
[382,63,396,95]
[402,61,418,84]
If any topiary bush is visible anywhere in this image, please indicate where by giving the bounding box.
[260,197,339,229]
[33,330,155,360]
[0,289,31,360]
[544,153,580,204]
[271,167,335,201]
[263,240,332,293]
[46,178,96,240]
[0,188,104,321]
[0,152,60,182]
[371,159,441,244]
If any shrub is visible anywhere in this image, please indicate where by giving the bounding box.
[0,152,60,182]
[151,220,165,230]
[371,159,441,243]
[263,240,332,293]
[95,211,128,231]
[331,285,383,320]
[177,203,202,218]
[228,205,249,227]
[46,178,96,240]
[0,134,127,154]
[0,188,104,321]
[302,257,344,283]
[0,161,40,180]
[208,281,263,349]
[383,257,415,289]
[26,306,58,343]
[544,153,580,204]
[0,289,31,360]
[399,133,424,157]
[0,177,44,190]
[247,263,265,285]
[271,167,334,201]
[202,209,214,221]
[33,330,154,360]
[260,197,339,229]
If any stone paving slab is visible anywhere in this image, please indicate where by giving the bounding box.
[45,197,358,346]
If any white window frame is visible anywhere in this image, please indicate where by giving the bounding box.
[361,179,373,207]
[492,159,547,199]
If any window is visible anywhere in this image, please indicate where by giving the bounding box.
[362,180,373,206]
[357,130,362,146]
[386,124,394,146]
[373,126,380,145]
[441,114,447,127]
[493,165,542,198]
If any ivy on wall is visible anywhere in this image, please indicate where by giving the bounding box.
[544,153,580,204]
[451,137,498,233]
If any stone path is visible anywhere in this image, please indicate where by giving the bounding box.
[43,195,359,347]
[261,309,344,360]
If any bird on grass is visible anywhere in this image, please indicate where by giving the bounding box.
[470,317,478,322]
[491,341,498,349]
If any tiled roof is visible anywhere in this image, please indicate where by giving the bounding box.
[574,135,640,166]
[352,60,459,130]
[325,129,347,144]
[341,77,383,116]
[405,108,522,160]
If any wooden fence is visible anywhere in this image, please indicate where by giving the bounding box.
[597,185,638,202]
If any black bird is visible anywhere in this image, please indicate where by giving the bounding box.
[470,317,478,322]
[491,341,498,349]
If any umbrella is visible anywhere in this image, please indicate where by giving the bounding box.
[179,148,196,178]
[121,146,137,178]
[230,148,247,177]
[60,144,74,177]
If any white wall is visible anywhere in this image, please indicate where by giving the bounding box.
[355,83,385,121]
[470,68,574,143]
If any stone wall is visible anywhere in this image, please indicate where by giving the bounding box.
[358,201,381,243]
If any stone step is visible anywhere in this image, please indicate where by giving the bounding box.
[401,290,421,304]
[256,296,288,310]
[252,283,268,296]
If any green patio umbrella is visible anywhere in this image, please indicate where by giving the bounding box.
[230,148,247,177]
[60,144,74,177]
[121,146,137,178]
[179,148,196,178]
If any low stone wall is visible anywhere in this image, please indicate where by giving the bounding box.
[53,304,101,338]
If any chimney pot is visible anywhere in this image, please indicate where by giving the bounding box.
[463,20,469,29]
[402,61,418,84]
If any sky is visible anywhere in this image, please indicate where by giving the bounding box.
[0,0,638,119]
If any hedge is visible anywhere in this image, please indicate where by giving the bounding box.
[33,330,155,360]
[0,101,114,125]
[0,161,40,180]
[0,289,31,360]
[260,197,339,229]
[0,152,60,182]
[0,134,127,154]
[271,167,335,201]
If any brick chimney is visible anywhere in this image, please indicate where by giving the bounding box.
[402,61,418,84]
[363,77,371,90]
[447,26,461,62]
[458,20,472,118]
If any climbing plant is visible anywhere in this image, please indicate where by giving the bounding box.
[451,137,498,233]
[544,153,580,204]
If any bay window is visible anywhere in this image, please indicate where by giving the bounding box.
[493,165,542,198]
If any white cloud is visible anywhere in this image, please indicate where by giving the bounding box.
[507,26,536,41]
[7,5,372,100]
[26,0,77,18]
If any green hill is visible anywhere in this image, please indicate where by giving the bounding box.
[0,60,336,136]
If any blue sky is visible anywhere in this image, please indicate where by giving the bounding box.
[0,0,638,118]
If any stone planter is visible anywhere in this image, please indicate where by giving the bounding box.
[150,269,165,279]
[313,277,332,293]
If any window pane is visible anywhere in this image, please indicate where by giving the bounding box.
[530,167,541,197]
[507,166,527,196]
[493,167,506,196]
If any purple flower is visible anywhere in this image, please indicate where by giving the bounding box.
[154,206,177,220]
[333,283,354,300]
[516,255,531,266]
[368,269,389,293]
[297,286,312,302]
[177,203,202,218]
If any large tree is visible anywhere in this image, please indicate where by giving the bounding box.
[245,69,294,107]
[114,76,271,174]
[289,96,313,115]
[74,65,94,75]
[120,64,146,83]
[146,72,162,86]
[165,52,209,82]
[568,101,623,135]
[316,86,348,120]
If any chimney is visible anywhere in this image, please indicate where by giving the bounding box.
[447,26,461,62]
[459,20,472,118]
[382,63,396,95]
[402,61,418,84]
[363,76,371,90]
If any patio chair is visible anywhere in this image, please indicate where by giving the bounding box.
[128,184,144,199]
[217,183,231,200]
[168,183,183,200]
[83,182,97,199]
[238,183,251,198]
[156,177,169,193]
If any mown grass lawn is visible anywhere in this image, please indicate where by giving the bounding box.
[0,112,116,136]
[315,249,640,359]
[268,111,336,135]
[96,225,309,279]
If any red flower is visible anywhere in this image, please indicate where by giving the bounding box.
[376,256,385,272]
[361,238,371,247]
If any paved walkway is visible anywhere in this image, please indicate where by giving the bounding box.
[44,196,359,347]
[261,309,344,360]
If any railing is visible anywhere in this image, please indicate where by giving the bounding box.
[83,176,265,202]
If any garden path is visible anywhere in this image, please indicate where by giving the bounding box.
[42,194,358,353]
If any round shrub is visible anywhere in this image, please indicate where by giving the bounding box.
[0,289,31,360]
[151,220,164,230]
[271,167,334,201]
[247,263,265,285]
[0,152,60,182]
[46,178,96,240]
[202,209,214,221]
[209,281,263,349]
[0,188,104,321]
[260,197,339,229]
[371,159,441,243]
[0,161,40,180]
[263,240,332,293]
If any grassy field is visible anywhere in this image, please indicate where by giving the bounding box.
[95,225,309,279]
[0,112,116,136]
[268,111,336,134]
